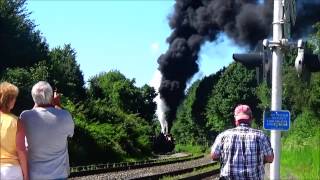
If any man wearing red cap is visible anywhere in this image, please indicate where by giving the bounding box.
[211,104,274,180]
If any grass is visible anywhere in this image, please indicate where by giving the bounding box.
[174,143,208,155]
[281,146,320,179]
[280,111,320,180]
[281,132,320,179]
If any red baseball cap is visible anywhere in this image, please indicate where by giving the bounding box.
[234,104,252,121]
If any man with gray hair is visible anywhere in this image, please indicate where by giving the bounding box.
[20,81,74,180]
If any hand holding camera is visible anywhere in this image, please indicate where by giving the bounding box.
[52,89,62,108]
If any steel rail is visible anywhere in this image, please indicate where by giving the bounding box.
[130,161,218,180]
[69,154,204,177]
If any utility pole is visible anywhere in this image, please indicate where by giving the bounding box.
[270,0,283,179]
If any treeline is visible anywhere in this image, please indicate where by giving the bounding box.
[0,0,158,165]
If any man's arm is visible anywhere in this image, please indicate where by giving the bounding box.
[210,134,222,161]
[211,152,220,161]
[16,120,29,180]
[52,91,62,109]
[264,154,274,163]
[261,134,274,164]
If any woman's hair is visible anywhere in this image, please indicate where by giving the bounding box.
[31,81,53,105]
[0,82,19,111]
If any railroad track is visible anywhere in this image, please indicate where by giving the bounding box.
[131,161,219,180]
[69,154,203,177]
[69,155,219,179]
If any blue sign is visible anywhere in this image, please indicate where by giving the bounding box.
[263,110,290,131]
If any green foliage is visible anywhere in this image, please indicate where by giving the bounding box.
[173,63,260,148]
[308,22,320,54]
[282,65,309,118]
[87,70,157,122]
[283,110,319,148]
[205,63,260,133]
[172,80,204,145]
[281,111,320,179]
[308,73,320,115]
[88,70,140,113]
[279,25,320,118]
[139,84,157,121]
[0,63,50,114]
[88,70,129,100]
[256,82,271,109]
[279,22,320,179]
[59,70,157,165]
[48,44,86,101]
[0,43,87,114]
[64,99,153,165]
[1,68,34,114]
[29,61,50,81]
[172,70,224,146]
[281,145,320,180]
[0,0,48,70]
[174,144,206,155]
[192,70,224,128]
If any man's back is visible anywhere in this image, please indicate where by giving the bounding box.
[20,107,74,180]
[211,124,273,180]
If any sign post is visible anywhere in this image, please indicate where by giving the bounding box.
[270,0,283,179]
[264,110,290,131]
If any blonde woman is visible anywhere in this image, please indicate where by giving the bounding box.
[0,82,28,180]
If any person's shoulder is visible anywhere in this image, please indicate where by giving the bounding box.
[217,128,233,137]
[8,113,18,119]
[55,109,73,119]
[249,127,269,137]
[3,113,18,122]
[20,109,34,117]
[58,109,71,115]
[225,127,239,134]
[247,127,262,133]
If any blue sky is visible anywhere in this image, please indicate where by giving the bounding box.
[26,0,243,87]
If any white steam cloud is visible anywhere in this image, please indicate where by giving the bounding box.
[149,70,168,134]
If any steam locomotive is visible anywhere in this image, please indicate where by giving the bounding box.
[152,133,175,153]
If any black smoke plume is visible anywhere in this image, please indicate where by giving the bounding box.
[157,0,320,133]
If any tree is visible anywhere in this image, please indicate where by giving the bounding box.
[278,22,320,118]
[138,85,157,121]
[309,22,320,54]
[64,92,153,164]
[205,63,260,134]
[87,70,156,122]
[1,68,33,114]
[0,62,50,114]
[48,44,86,101]
[172,80,204,145]
[307,22,320,115]
[172,69,224,145]
[0,0,48,70]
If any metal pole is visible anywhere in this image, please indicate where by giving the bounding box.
[270,0,283,179]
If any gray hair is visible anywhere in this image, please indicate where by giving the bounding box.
[31,81,53,105]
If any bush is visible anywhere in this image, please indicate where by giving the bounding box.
[175,144,207,155]
[64,99,153,165]
[281,110,320,179]
[283,110,319,148]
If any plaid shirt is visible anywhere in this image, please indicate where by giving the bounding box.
[211,123,273,180]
